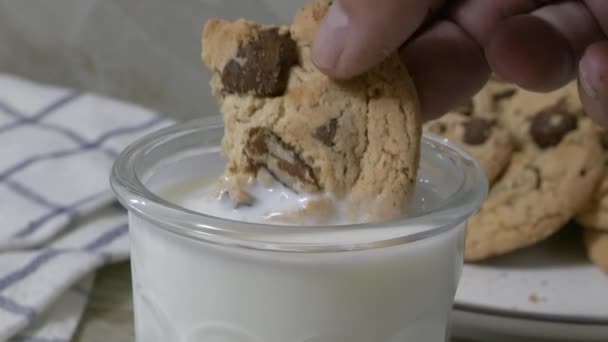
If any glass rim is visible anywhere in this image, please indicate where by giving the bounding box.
[110,116,488,253]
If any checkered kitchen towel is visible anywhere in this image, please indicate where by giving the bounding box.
[0,74,171,341]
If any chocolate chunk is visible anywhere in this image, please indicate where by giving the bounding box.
[530,111,578,148]
[312,118,338,146]
[221,28,298,97]
[248,128,269,154]
[462,118,494,145]
[245,128,320,193]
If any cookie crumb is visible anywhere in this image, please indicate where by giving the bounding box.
[216,174,256,208]
[528,293,546,303]
[230,189,255,208]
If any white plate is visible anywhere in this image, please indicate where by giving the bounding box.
[453,224,608,340]
[451,307,608,342]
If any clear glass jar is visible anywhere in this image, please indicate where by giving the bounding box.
[110,116,487,342]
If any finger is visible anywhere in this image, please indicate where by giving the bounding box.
[533,1,604,59]
[400,20,490,120]
[312,0,444,79]
[579,41,608,128]
[486,14,576,92]
[584,0,608,36]
[449,0,540,45]
[486,1,604,92]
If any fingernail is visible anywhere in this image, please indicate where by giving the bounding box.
[312,1,350,71]
[580,64,598,100]
[579,56,608,128]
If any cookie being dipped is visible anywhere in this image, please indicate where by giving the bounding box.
[202,0,422,223]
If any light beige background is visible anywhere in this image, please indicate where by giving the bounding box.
[0,0,306,121]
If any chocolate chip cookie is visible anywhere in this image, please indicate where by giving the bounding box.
[424,112,514,183]
[201,0,422,223]
[465,114,604,261]
[469,76,519,118]
[500,81,582,146]
[577,130,608,232]
[584,229,608,273]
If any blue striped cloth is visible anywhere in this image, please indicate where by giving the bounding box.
[0,74,171,341]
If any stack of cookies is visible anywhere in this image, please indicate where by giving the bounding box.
[424,78,608,273]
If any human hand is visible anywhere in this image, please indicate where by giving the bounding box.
[311,0,608,126]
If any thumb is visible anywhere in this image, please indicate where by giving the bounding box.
[312,0,443,79]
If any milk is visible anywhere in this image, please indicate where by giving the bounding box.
[164,177,349,225]
[129,175,465,342]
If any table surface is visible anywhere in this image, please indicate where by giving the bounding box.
[74,263,134,342]
[73,262,472,341]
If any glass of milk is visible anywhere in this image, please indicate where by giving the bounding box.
[110,116,487,342]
